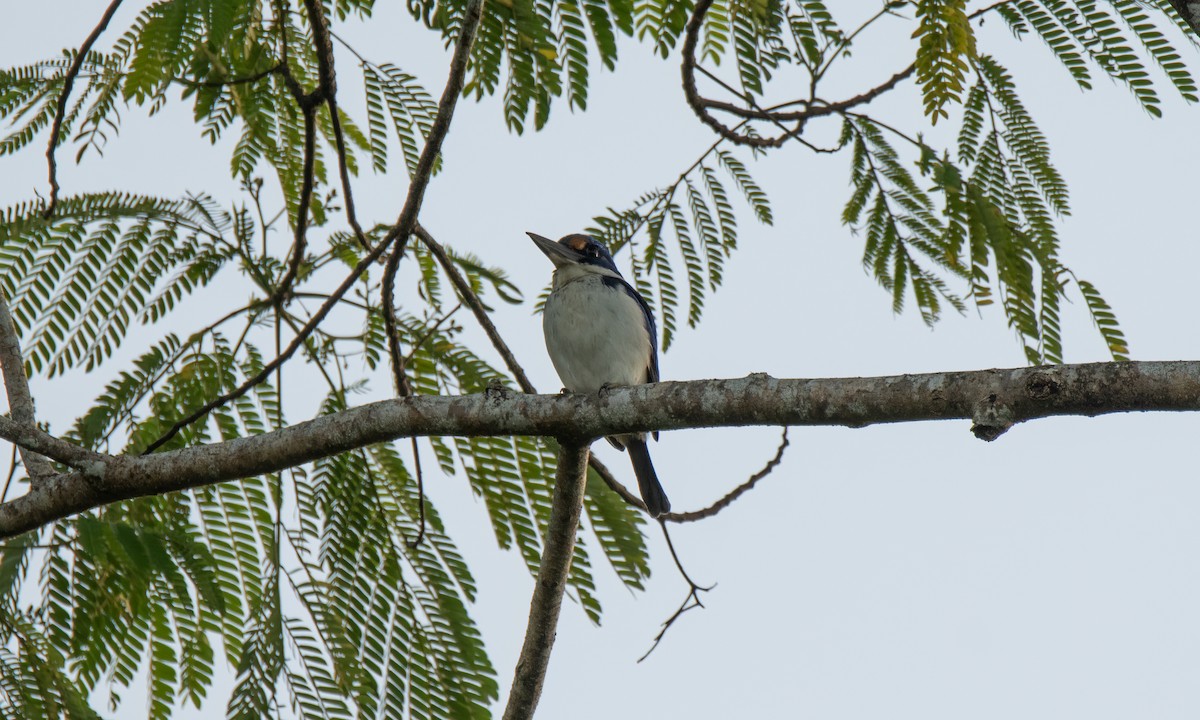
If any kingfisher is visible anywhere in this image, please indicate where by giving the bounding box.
[528,232,670,518]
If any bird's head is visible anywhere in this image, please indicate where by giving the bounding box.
[528,232,622,277]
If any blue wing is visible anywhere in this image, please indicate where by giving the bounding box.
[601,275,658,383]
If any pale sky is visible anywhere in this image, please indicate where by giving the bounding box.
[4,2,1200,719]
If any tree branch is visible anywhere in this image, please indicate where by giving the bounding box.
[275,0,338,301]
[43,0,126,218]
[501,441,590,720]
[3,361,1200,538]
[1163,0,1200,38]
[0,291,54,481]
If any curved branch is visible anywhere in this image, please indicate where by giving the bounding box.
[275,0,341,300]
[681,3,915,145]
[666,426,789,522]
[681,0,794,148]
[141,0,486,453]
[502,441,590,720]
[5,360,1200,538]
[43,0,126,218]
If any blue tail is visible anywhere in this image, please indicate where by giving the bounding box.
[625,437,670,518]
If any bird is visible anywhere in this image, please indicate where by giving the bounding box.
[528,231,671,518]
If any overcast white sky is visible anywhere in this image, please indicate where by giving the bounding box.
[4,2,1200,719]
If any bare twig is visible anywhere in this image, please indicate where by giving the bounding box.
[325,98,372,251]
[301,0,337,97]
[502,442,591,720]
[666,427,790,522]
[381,242,414,397]
[275,0,339,301]
[681,0,792,148]
[406,436,427,547]
[275,103,318,301]
[172,64,282,88]
[638,521,715,662]
[400,303,462,367]
[141,0,486,454]
[0,292,54,481]
[1,445,17,505]
[416,225,537,393]
[43,0,126,218]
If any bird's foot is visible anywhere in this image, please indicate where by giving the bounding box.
[598,382,623,399]
[485,378,510,401]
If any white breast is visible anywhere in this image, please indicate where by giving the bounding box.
[543,272,653,394]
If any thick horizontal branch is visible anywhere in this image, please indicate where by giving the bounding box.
[1,360,1198,537]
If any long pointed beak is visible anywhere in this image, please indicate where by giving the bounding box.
[528,232,583,268]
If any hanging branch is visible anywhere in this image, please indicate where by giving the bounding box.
[668,427,790,522]
[638,521,716,662]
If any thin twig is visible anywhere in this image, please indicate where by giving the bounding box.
[140,0,486,454]
[400,303,462,367]
[275,0,339,301]
[666,427,790,522]
[325,97,372,251]
[172,64,282,88]
[416,225,537,393]
[502,442,591,720]
[275,103,318,301]
[682,0,916,145]
[43,0,126,218]
[406,436,426,547]
[638,520,715,662]
[0,445,17,505]
[0,291,53,481]
[381,242,414,397]
[681,0,787,148]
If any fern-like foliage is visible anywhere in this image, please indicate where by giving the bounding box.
[913,0,977,123]
[840,49,1131,364]
[0,193,237,377]
[584,148,773,349]
[997,0,1199,115]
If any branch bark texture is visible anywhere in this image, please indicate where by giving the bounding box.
[0,292,54,480]
[501,442,590,720]
[1,360,1199,537]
